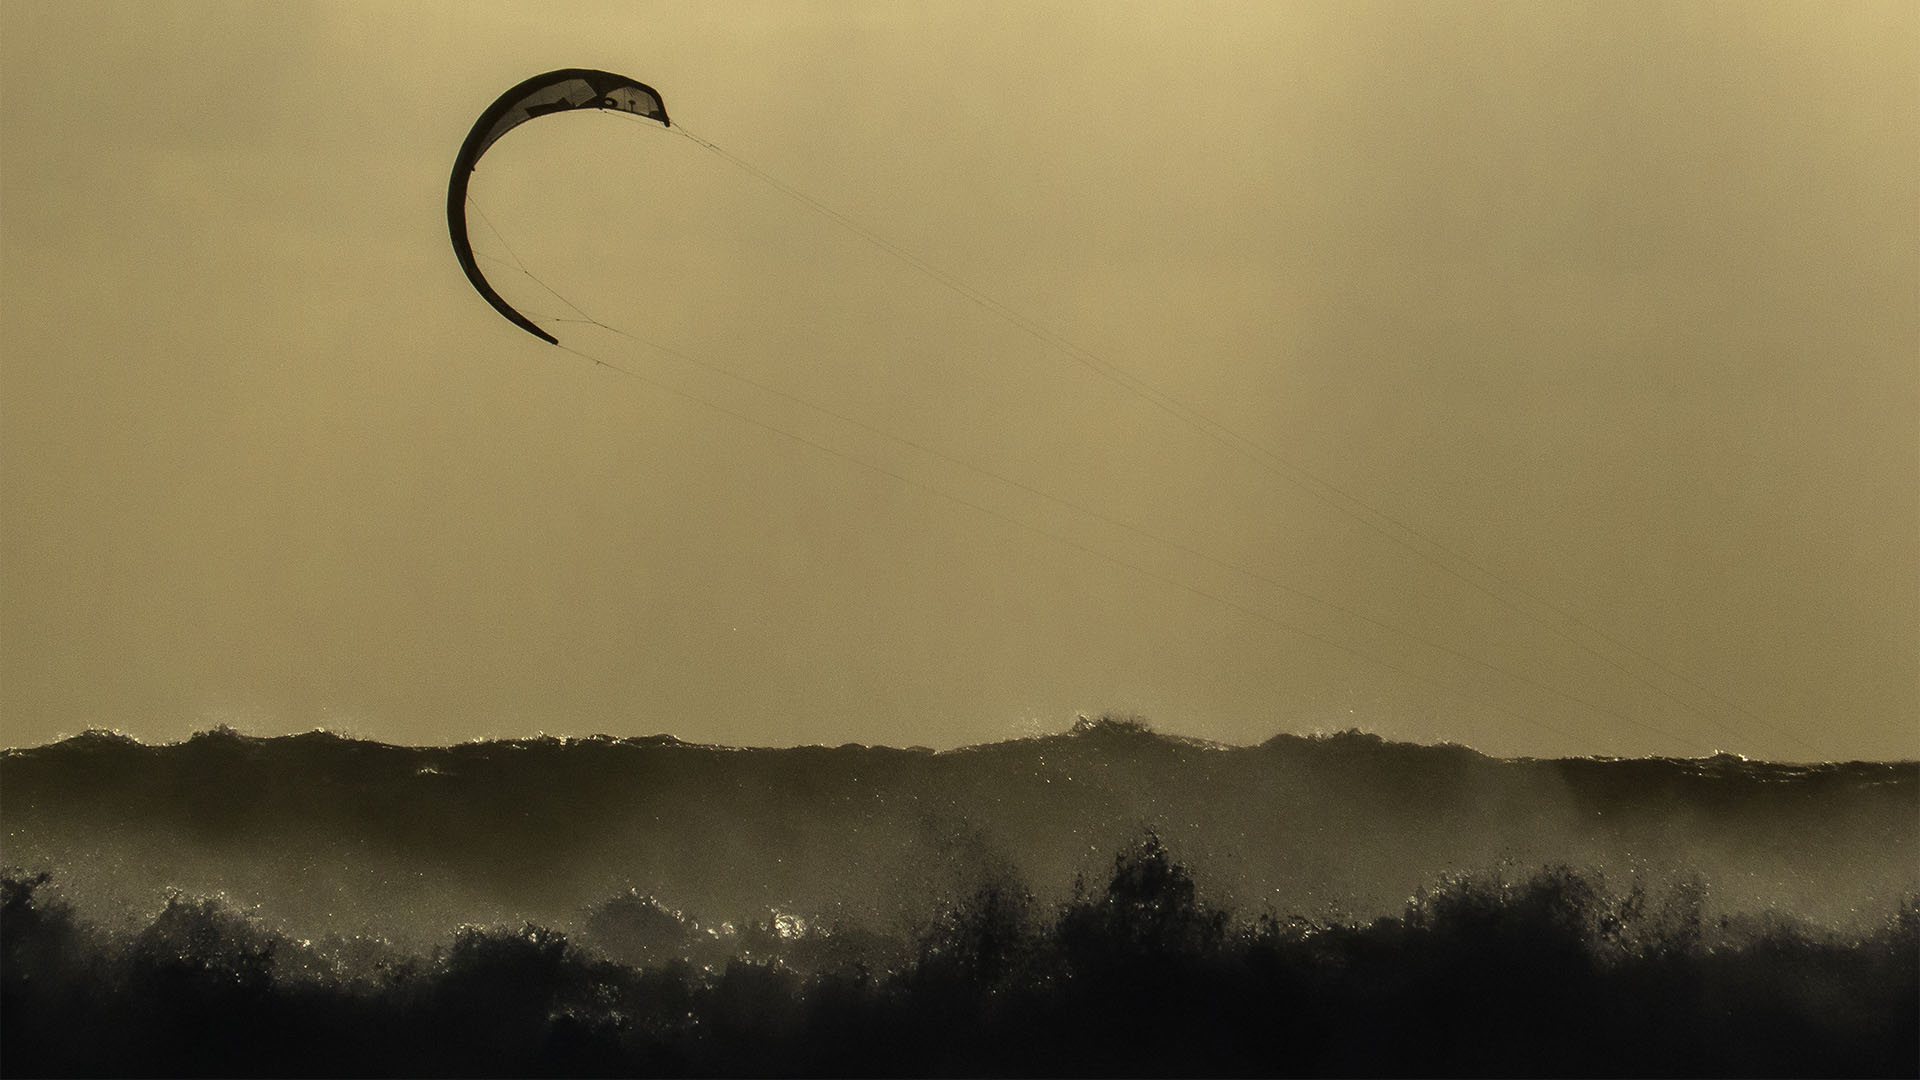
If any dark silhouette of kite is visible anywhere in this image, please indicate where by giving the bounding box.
[448,70,669,344]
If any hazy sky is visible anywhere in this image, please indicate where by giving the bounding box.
[3,1,1914,759]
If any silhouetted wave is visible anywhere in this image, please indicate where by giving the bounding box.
[3,720,1915,1074]
[5,840,1915,1076]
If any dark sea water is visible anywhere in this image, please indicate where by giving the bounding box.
[4,721,1915,1075]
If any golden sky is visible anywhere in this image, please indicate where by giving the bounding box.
[2,1,1914,759]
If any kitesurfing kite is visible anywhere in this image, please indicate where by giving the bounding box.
[448,69,670,344]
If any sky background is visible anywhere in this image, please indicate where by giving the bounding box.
[2,1,1914,759]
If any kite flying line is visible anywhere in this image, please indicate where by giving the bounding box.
[654,119,1815,759]
[448,69,1805,757]
[472,200,1712,755]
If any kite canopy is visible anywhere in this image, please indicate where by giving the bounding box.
[448,69,670,344]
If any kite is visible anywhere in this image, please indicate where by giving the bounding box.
[448,69,670,344]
